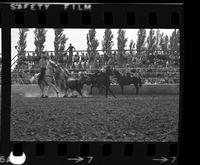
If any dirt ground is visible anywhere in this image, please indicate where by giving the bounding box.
[10,90,179,142]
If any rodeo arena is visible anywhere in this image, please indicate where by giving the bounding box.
[11,41,180,142]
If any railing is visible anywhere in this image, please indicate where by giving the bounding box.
[11,49,179,63]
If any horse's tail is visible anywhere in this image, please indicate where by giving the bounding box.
[138,76,142,88]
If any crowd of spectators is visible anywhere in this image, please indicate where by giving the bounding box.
[11,50,180,84]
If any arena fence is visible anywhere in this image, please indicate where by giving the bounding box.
[11,84,179,95]
[11,67,180,85]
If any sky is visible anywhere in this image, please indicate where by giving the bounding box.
[11,28,175,60]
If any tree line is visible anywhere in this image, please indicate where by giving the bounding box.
[16,28,180,66]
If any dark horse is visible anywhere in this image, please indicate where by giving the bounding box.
[113,69,142,94]
[86,65,116,98]
[53,65,88,97]
[64,73,88,97]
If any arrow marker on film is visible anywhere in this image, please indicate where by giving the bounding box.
[153,156,168,164]
[68,156,84,163]
[87,156,94,163]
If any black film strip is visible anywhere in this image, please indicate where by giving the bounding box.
[0,2,183,165]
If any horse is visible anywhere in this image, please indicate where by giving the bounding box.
[86,65,116,98]
[30,60,60,98]
[52,64,88,97]
[85,72,102,94]
[62,70,90,97]
[112,69,142,95]
[51,63,70,97]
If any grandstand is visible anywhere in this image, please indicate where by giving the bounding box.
[11,50,180,85]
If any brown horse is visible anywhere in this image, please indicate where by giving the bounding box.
[113,69,142,94]
[86,65,116,98]
[53,64,88,97]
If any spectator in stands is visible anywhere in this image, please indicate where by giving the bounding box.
[66,43,76,66]
[74,52,80,64]
[81,52,85,62]
[79,53,84,68]
[63,52,68,64]
[78,58,82,69]
[27,53,31,63]
[84,53,89,68]
[103,52,109,65]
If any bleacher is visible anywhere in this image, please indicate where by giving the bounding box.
[11,50,180,85]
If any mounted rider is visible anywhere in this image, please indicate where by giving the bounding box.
[38,51,49,82]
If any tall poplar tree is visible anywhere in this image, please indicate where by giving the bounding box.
[117,29,128,65]
[34,28,47,57]
[54,28,68,58]
[102,29,114,56]
[136,29,146,55]
[86,29,99,64]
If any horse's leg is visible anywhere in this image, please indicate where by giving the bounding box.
[107,86,116,98]
[90,85,94,94]
[63,86,69,97]
[136,86,139,95]
[98,85,103,94]
[63,89,68,97]
[38,82,42,97]
[51,83,60,97]
[135,84,139,95]
[66,88,72,97]
[62,81,68,97]
[120,85,124,95]
[77,88,83,97]
[105,86,108,98]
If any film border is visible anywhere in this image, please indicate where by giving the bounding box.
[0,3,183,165]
